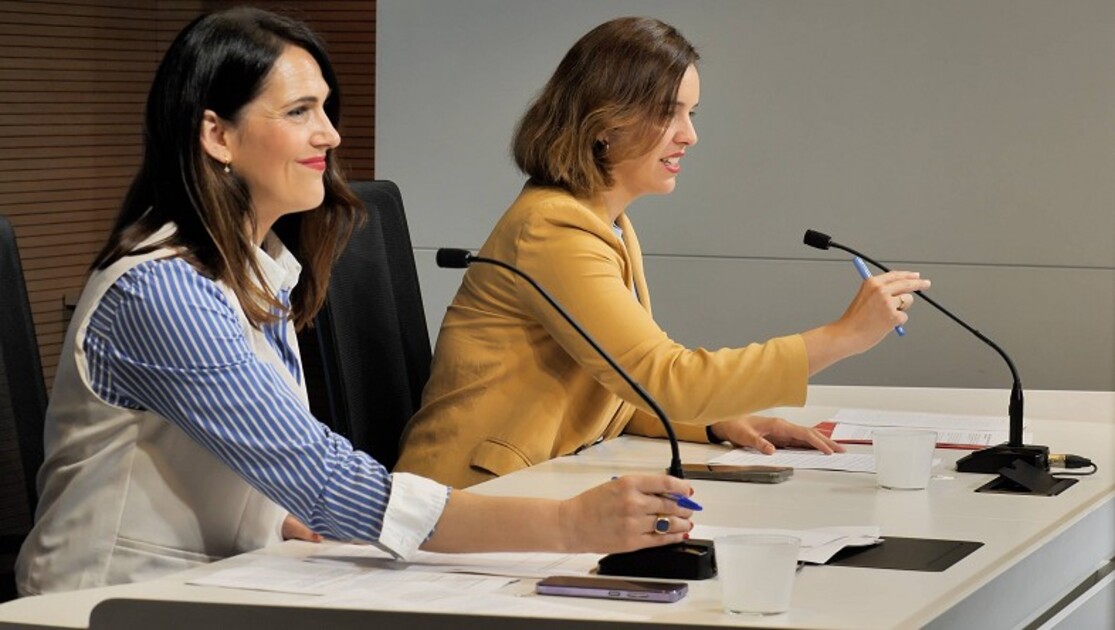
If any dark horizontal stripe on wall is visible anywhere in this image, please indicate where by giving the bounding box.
[0,0,376,388]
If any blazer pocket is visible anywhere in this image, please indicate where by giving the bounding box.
[108,535,219,585]
[113,535,220,564]
[469,438,533,477]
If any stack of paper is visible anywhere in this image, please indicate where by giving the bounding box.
[187,549,650,621]
[708,449,877,472]
[308,544,600,578]
[814,408,1033,450]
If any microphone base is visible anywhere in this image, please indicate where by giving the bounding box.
[974,459,1078,496]
[597,539,717,580]
[955,443,1049,474]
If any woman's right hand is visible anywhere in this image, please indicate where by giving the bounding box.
[804,270,930,374]
[281,514,323,543]
[557,475,695,553]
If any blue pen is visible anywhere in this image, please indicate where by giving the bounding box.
[611,476,703,511]
[661,493,703,511]
[852,256,906,337]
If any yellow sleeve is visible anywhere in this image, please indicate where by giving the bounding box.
[513,197,809,425]
[625,408,714,443]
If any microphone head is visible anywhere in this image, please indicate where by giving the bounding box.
[803,229,832,250]
[436,248,473,269]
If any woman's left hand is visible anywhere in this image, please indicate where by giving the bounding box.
[709,415,845,455]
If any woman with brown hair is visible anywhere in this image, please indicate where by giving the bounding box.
[396,17,929,489]
[16,8,696,595]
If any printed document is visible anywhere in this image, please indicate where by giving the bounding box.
[821,408,1033,448]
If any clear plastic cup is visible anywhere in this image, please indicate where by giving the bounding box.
[717,534,801,615]
[873,428,937,490]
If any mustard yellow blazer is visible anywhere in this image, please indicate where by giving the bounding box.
[395,185,809,488]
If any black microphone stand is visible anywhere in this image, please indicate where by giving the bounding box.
[438,249,716,578]
[448,252,684,478]
[802,231,1072,495]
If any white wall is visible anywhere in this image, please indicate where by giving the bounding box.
[376,0,1115,391]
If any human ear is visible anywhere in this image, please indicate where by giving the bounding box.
[198,110,235,165]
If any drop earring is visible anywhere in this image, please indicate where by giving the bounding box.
[223,160,231,174]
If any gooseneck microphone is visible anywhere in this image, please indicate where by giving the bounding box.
[802,230,1049,476]
[437,248,716,579]
[437,248,684,478]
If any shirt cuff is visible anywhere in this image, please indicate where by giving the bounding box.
[376,472,449,560]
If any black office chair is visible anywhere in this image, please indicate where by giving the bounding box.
[0,215,48,600]
[305,181,432,471]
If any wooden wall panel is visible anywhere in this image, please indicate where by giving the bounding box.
[0,0,376,389]
[0,0,159,388]
[196,0,377,181]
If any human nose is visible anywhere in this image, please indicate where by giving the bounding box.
[314,111,341,150]
[677,115,697,147]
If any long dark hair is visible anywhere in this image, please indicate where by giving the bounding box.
[92,7,362,329]
[512,17,699,198]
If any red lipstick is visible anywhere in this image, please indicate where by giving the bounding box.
[297,156,327,171]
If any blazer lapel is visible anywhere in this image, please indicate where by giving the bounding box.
[616,213,652,315]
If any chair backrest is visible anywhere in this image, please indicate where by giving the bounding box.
[307,181,432,471]
[0,215,48,599]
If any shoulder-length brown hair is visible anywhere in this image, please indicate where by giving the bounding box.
[512,17,699,198]
[92,7,362,330]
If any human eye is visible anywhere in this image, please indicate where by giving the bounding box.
[287,106,308,119]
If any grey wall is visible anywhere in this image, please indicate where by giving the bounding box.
[376,0,1115,391]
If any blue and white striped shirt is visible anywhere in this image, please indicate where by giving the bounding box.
[82,246,445,554]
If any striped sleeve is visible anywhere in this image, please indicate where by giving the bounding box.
[83,258,446,556]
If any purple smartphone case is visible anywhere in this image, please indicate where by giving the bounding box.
[536,578,687,603]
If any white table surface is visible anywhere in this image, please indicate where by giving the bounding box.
[0,385,1112,629]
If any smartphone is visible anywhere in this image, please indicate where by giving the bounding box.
[679,463,793,483]
[535,576,688,603]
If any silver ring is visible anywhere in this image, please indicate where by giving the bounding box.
[653,515,671,535]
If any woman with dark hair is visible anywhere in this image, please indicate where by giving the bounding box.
[16,8,695,595]
[396,17,930,489]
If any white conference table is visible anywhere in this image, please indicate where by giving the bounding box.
[0,385,1112,629]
